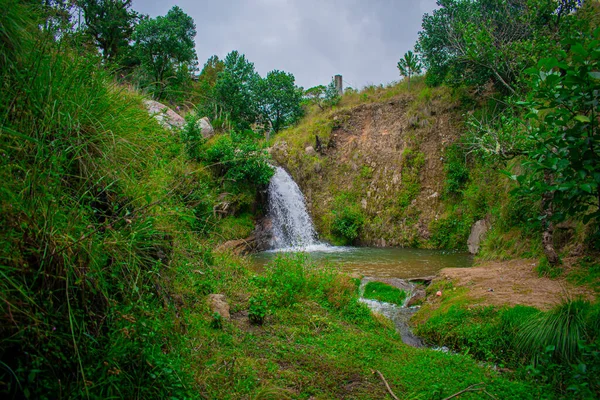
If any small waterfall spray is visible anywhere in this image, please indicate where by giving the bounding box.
[267,166,319,249]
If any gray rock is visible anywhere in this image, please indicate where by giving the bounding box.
[305,146,317,156]
[197,117,214,138]
[467,219,490,254]
[143,99,185,130]
[208,294,230,319]
[407,288,426,307]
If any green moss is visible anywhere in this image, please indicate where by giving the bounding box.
[363,282,407,305]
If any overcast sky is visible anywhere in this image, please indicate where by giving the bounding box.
[132,0,438,90]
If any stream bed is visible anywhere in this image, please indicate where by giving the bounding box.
[253,246,473,347]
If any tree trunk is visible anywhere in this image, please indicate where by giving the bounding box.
[541,170,559,265]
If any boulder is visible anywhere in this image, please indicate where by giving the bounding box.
[467,219,490,254]
[143,99,185,130]
[208,294,230,319]
[406,288,426,307]
[214,217,273,255]
[197,117,215,138]
[305,146,317,156]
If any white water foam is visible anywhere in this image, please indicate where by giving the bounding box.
[268,167,325,250]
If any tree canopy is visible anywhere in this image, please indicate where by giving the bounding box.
[78,0,138,63]
[131,6,197,100]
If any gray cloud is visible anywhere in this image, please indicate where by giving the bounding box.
[132,0,438,89]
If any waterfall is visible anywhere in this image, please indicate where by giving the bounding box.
[267,166,320,249]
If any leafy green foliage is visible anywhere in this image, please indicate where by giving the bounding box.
[213,50,261,130]
[78,0,138,64]
[331,193,365,245]
[248,293,268,325]
[201,132,274,191]
[417,0,580,93]
[363,282,407,306]
[131,6,197,100]
[443,144,470,196]
[181,113,205,160]
[417,297,600,397]
[429,208,473,250]
[255,69,304,134]
[514,28,600,228]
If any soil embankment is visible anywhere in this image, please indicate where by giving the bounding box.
[435,258,592,310]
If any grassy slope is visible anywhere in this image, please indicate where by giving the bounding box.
[0,3,586,399]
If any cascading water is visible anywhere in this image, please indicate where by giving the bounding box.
[267,166,320,249]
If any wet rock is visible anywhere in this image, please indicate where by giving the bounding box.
[143,99,185,130]
[208,294,230,319]
[215,217,273,255]
[407,288,426,307]
[467,219,490,254]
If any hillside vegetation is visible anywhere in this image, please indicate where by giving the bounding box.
[1,0,600,399]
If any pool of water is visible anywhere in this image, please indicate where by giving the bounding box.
[252,246,473,279]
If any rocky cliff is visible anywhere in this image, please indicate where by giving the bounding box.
[272,87,463,247]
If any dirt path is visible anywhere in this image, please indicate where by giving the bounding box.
[438,258,592,310]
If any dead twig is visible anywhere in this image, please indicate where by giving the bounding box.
[371,369,399,400]
[442,382,492,400]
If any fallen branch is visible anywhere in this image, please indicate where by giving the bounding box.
[442,383,486,400]
[371,369,399,400]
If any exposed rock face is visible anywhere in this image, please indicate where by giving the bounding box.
[467,219,490,254]
[271,94,461,247]
[197,117,214,138]
[208,294,230,319]
[215,217,273,255]
[143,99,185,130]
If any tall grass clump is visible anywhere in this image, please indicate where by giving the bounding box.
[517,299,600,396]
[0,2,198,397]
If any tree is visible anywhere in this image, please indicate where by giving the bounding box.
[514,28,600,256]
[213,51,260,129]
[78,0,138,64]
[323,79,341,108]
[467,25,600,263]
[304,85,326,110]
[416,0,581,93]
[255,70,303,134]
[397,50,422,90]
[132,6,197,100]
[192,55,225,118]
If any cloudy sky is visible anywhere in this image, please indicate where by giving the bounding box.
[132,0,438,90]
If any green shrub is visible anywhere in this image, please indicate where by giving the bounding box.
[443,144,470,196]
[181,113,205,160]
[248,294,268,325]
[429,210,472,250]
[363,282,407,306]
[332,206,365,244]
[202,132,274,190]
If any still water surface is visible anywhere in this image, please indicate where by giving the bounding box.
[252,246,473,279]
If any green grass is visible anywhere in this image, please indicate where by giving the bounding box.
[363,282,408,306]
[413,282,600,398]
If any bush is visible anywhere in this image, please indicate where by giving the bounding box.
[332,206,365,244]
[248,294,268,325]
[202,132,274,190]
[443,144,470,196]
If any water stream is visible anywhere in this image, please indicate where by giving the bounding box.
[260,166,472,347]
